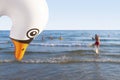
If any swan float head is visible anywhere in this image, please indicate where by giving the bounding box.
[0,0,48,61]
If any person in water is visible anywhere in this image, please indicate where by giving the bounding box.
[91,34,100,54]
[94,34,100,48]
[59,35,63,40]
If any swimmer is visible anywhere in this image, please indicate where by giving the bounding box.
[94,34,100,48]
[49,35,53,40]
[41,35,44,41]
[92,34,100,54]
[59,35,63,40]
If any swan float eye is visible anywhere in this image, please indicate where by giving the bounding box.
[26,28,39,38]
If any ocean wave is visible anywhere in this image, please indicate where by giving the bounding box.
[30,43,82,47]
[30,42,120,47]
[1,56,120,64]
[1,59,120,64]
[0,41,10,44]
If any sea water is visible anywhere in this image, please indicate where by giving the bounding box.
[0,30,120,80]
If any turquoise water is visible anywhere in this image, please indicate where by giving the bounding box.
[0,30,120,80]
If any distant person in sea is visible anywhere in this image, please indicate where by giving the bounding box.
[59,35,63,40]
[108,34,110,37]
[49,35,53,40]
[94,34,100,48]
[91,34,100,54]
[41,35,44,41]
[92,34,100,47]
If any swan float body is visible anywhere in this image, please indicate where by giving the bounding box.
[0,0,48,61]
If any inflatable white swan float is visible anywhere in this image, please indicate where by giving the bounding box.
[0,0,48,61]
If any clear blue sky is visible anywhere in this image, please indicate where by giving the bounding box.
[0,0,120,30]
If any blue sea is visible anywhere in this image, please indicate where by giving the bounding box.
[0,30,120,80]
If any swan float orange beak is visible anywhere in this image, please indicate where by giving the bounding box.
[11,39,29,61]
